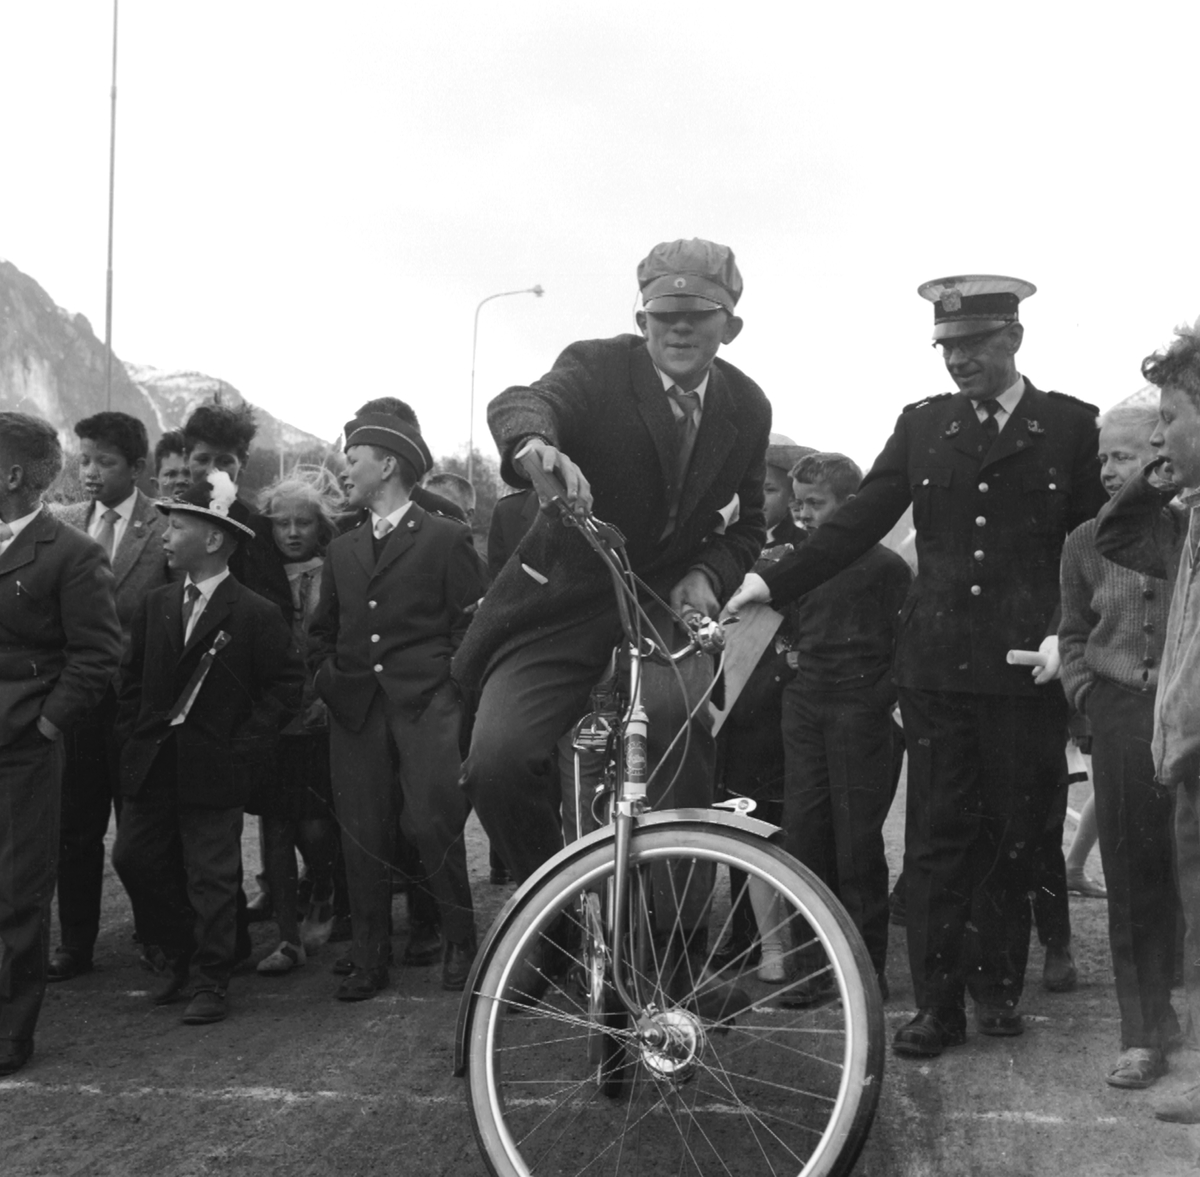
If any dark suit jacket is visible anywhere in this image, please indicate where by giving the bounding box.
[54,490,171,661]
[308,503,487,732]
[761,380,1106,697]
[0,507,123,747]
[116,574,303,806]
[487,488,538,580]
[229,499,294,626]
[453,334,772,689]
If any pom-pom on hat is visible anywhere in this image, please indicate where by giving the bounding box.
[342,413,432,480]
[917,274,1036,341]
[638,238,743,315]
[156,470,255,538]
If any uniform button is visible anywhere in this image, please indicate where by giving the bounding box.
[1143,622,1155,633]
[371,634,380,643]
[1143,656,1156,668]
[975,516,986,526]
[1143,588,1155,600]
[970,585,982,596]
[373,663,383,673]
[1048,483,1057,490]
[978,482,989,493]
[368,600,377,609]
[922,478,930,486]
[974,550,985,561]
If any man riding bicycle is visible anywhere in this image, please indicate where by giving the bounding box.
[457,238,772,888]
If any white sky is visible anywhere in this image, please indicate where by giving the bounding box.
[4,1,1200,472]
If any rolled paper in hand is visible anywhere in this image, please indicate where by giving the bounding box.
[1007,649,1048,667]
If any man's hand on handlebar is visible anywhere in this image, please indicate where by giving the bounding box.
[722,571,770,618]
[520,439,593,516]
[670,568,720,624]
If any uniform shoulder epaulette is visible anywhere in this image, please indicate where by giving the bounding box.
[1045,389,1100,415]
[901,392,954,414]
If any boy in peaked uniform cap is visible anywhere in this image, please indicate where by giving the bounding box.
[308,410,485,998]
[729,275,1106,1057]
[113,472,303,1025]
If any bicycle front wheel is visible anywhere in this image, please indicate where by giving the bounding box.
[463,823,884,1177]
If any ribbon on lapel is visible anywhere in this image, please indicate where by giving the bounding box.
[168,630,232,725]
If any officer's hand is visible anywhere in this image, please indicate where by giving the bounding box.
[1033,634,1061,685]
[722,572,770,618]
[671,569,720,623]
[521,439,593,516]
[37,715,62,741]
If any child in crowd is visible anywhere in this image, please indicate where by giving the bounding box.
[151,431,192,499]
[778,453,912,1000]
[1059,404,1179,1091]
[251,468,349,973]
[113,472,303,1025]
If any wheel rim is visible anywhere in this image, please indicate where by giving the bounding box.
[467,832,881,1177]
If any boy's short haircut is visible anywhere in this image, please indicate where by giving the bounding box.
[154,429,186,472]
[425,472,476,513]
[1142,321,1200,407]
[355,398,420,429]
[789,452,863,502]
[368,446,419,491]
[0,411,63,494]
[74,411,149,466]
[182,399,257,462]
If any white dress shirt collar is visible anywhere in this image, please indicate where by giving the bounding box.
[370,499,413,536]
[653,366,710,408]
[973,374,1025,430]
[0,504,44,556]
[182,568,231,642]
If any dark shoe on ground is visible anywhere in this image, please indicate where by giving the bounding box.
[153,957,192,1006]
[47,949,93,982]
[181,989,227,1024]
[442,937,477,992]
[403,924,443,967]
[1154,1083,1200,1122]
[976,1005,1025,1037]
[331,953,354,976]
[336,966,389,1002]
[893,1009,967,1058]
[139,945,168,974]
[1108,1046,1166,1089]
[1043,944,1078,993]
[779,971,837,1010]
[0,1040,33,1076]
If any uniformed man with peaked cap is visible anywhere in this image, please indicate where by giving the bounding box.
[728,275,1107,1056]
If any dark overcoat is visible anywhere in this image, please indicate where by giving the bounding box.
[454,334,772,689]
[761,380,1106,696]
[0,507,122,746]
[308,503,486,732]
[116,575,303,806]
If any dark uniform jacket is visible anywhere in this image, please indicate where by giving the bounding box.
[309,503,486,732]
[761,380,1105,696]
[0,507,122,746]
[116,575,303,806]
[454,334,772,689]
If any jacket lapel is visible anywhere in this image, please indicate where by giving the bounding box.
[0,506,55,577]
[941,395,988,462]
[981,382,1048,471]
[182,575,238,657]
[372,506,421,580]
[350,518,375,577]
[111,490,158,585]
[677,365,737,525]
[163,580,185,656]
[631,347,679,495]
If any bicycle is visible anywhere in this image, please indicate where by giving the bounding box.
[455,456,885,1177]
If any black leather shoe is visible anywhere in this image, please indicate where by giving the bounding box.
[893,1009,967,1058]
[0,1040,33,1076]
[47,950,93,982]
[975,1005,1024,1037]
[331,954,354,976]
[336,966,389,1001]
[153,956,192,1006]
[182,989,227,1024]
[443,938,477,992]
[403,924,443,967]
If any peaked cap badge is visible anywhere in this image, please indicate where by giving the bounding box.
[941,288,962,313]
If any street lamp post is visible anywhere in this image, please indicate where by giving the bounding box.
[469,285,544,485]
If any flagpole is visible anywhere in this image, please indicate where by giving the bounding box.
[104,0,119,409]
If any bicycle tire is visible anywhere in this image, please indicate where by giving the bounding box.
[463,823,884,1177]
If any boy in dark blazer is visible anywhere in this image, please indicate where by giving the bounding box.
[0,412,122,1074]
[113,472,303,1025]
[309,409,485,999]
[49,411,172,981]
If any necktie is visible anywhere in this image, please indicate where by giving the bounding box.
[374,517,394,540]
[980,398,1002,447]
[663,388,701,537]
[95,507,120,559]
[182,583,202,642]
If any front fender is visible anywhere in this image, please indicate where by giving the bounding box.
[453,808,780,1076]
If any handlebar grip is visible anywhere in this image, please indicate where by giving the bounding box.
[518,449,572,509]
